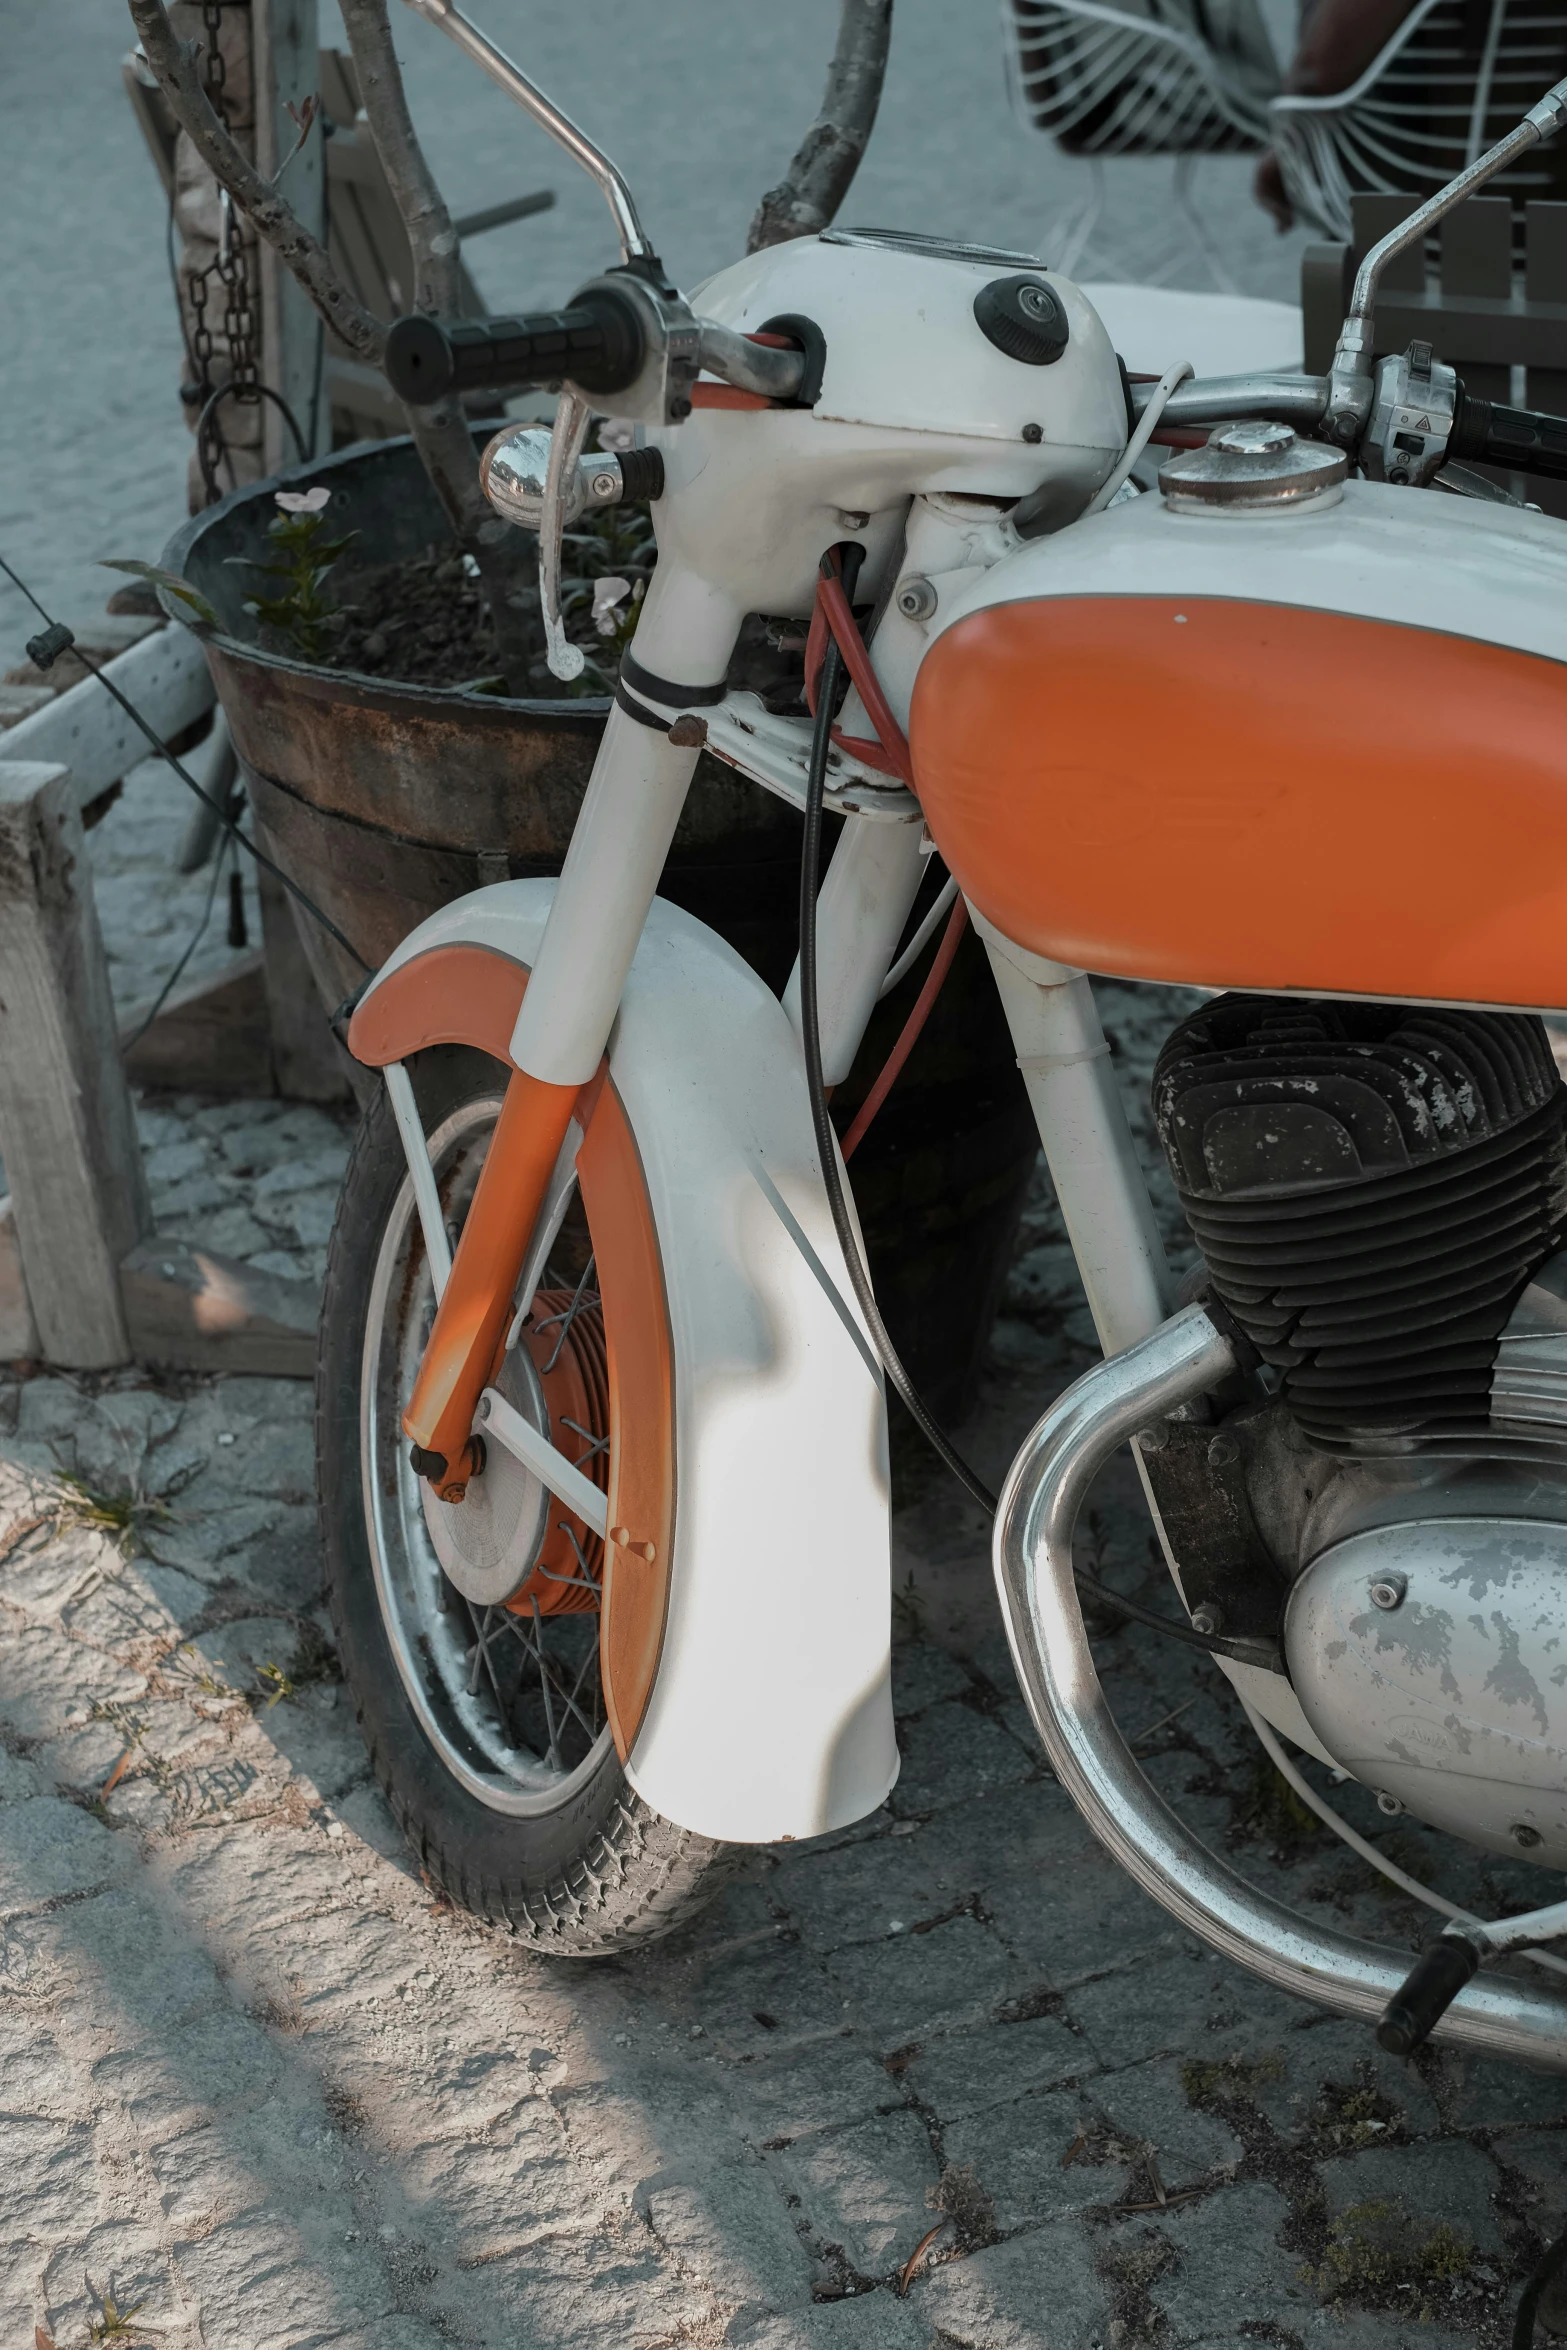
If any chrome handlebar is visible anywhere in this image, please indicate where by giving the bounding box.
[1129,372,1329,432]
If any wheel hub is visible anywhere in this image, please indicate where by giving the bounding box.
[419,1288,608,1613]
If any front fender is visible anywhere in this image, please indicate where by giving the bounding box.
[349,882,896,1842]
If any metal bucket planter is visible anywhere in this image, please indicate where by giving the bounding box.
[163,433,1037,1419]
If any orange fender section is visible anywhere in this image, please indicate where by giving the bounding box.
[347,941,528,1068]
[346,941,675,1756]
[910,595,1567,1008]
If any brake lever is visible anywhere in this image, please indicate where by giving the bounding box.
[540,389,593,684]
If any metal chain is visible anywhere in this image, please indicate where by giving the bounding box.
[185,3,259,496]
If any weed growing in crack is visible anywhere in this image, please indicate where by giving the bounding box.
[1232,1754,1325,1856]
[1098,2224,1179,2346]
[252,1621,341,1710]
[1303,2195,1475,2313]
[1306,2078,1402,2154]
[1180,2052,1284,2107]
[84,2276,158,2341]
[929,2160,1000,2250]
[52,1473,173,1555]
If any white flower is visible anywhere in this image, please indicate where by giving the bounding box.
[592,575,632,637]
[596,419,638,453]
[275,486,331,514]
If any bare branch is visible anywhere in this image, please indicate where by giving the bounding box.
[336,0,534,690]
[748,0,893,251]
[127,0,386,363]
[336,0,463,318]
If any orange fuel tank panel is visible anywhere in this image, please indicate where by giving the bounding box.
[909,594,1567,1009]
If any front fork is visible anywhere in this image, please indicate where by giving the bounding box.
[402,571,739,1497]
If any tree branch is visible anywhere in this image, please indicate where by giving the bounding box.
[337,0,463,318]
[128,0,386,364]
[336,0,534,691]
[748,0,893,251]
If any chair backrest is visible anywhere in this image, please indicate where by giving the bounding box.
[1004,0,1280,154]
[1273,0,1567,239]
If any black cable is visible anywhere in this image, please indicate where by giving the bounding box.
[122,829,231,1052]
[1515,2226,1567,2348]
[194,382,309,506]
[797,554,1244,1666]
[0,552,372,975]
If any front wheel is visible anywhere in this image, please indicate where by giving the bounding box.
[316,1046,735,1954]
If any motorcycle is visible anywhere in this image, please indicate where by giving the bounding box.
[317,0,1567,2079]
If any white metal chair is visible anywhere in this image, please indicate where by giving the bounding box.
[1005,0,1279,154]
[1271,0,1567,240]
[1002,0,1282,284]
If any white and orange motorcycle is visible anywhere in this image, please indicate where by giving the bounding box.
[320,1,1567,2067]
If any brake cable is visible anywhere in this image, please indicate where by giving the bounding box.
[796,547,1246,1664]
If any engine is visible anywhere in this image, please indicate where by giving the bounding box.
[1147,993,1567,1868]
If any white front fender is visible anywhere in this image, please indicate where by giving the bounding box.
[363,881,897,1842]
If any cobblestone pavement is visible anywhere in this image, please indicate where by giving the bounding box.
[8,7,1566,2345]
[4,971,1567,2350]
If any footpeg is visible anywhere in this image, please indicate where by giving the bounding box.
[1377,1929,1483,2055]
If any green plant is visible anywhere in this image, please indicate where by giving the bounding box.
[1180,2051,1284,2107]
[236,490,356,662]
[100,559,216,627]
[253,1620,341,1710]
[84,2277,160,2341]
[1305,2198,1475,2304]
[53,1474,172,1556]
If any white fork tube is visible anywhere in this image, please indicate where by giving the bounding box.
[978,920,1170,1355]
[782,817,929,1085]
[509,568,741,1086]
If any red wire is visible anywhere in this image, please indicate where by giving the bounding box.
[805,558,964,1162]
[803,558,917,783]
[841,898,969,1162]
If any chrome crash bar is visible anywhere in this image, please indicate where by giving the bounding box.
[994,1303,1567,2070]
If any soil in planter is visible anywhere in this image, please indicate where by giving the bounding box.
[320,527,812,709]
[321,500,661,698]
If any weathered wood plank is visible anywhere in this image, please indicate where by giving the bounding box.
[254,0,325,471]
[119,950,276,1098]
[0,627,214,809]
[0,765,153,1368]
[0,1199,40,1362]
[122,1236,316,1376]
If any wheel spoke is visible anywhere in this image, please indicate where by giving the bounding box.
[499,1608,603,1750]
[531,1597,561,1770]
[537,1255,598,1373]
[365,1089,614,1808]
[559,1415,610,1467]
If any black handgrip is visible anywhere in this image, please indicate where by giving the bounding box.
[1377,1932,1483,2056]
[1451,390,1567,483]
[384,291,643,404]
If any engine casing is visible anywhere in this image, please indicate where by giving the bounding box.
[1286,1514,1567,1868]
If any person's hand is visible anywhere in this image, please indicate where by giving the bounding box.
[1254,149,1294,229]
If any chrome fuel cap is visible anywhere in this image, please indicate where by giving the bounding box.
[1159,420,1347,514]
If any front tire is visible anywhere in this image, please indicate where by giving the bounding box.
[316,1046,734,1953]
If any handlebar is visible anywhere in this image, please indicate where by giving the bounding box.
[1451,393,1567,483]
[383,291,645,404]
[385,299,809,410]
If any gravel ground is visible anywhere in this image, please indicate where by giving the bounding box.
[6,5,1567,2345]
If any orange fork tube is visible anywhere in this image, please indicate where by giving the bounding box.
[402,1067,579,1499]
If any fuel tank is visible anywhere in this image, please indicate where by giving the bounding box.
[909,480,1567,1009]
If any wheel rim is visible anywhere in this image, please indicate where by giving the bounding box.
[361,1094,615,1816]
